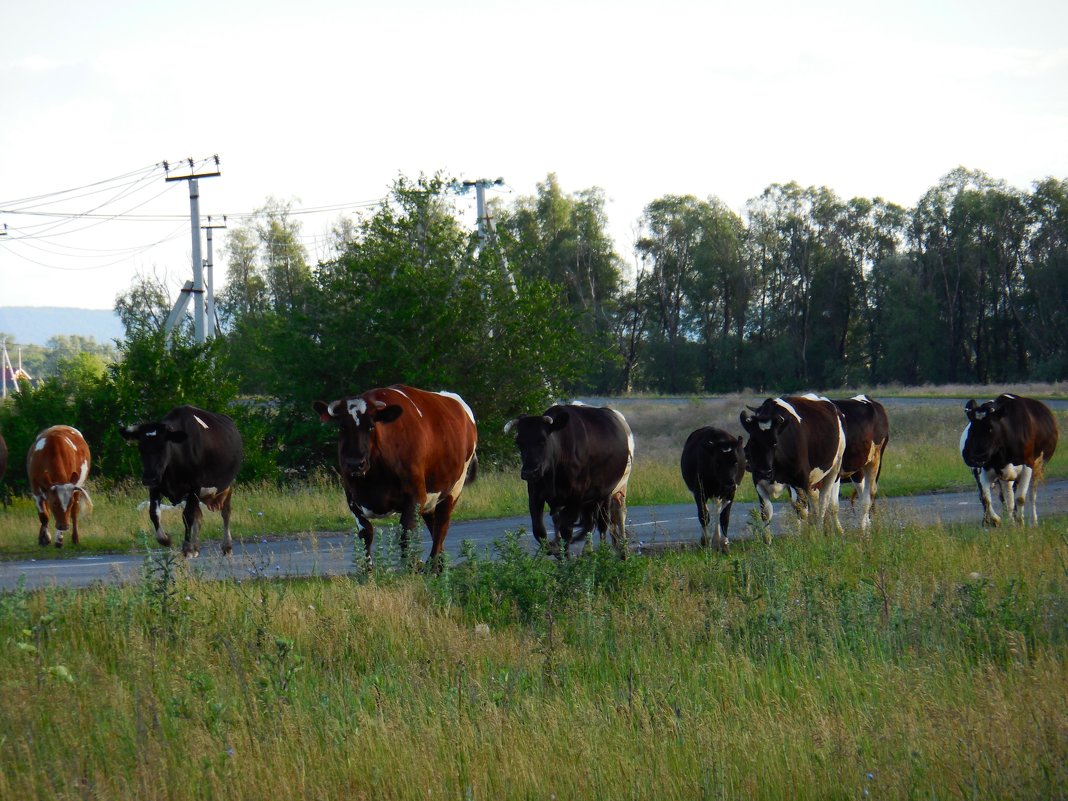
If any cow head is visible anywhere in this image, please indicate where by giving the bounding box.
[120,422,189,488]
[504,412,569,481]
[740,406,789,482]
[314,397,403,478]
[961,398,1005,467]
[707,434,746,484]
[38,469,93,531]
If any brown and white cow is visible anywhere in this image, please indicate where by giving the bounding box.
[961,393,1058,526]
[832,395,890,532]
[740,394,846,534]
[680,426,745,552]
[315,385,478,567]
[26,425,93,547]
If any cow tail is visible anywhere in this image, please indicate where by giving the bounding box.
[466,452,479,485]
[1033,455,1046,484]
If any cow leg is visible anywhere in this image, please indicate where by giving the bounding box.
[527,490,550,551]
[609,490,628,555]
[554,509,578,559]
[975,468,1001,527]
[399,499,420,561]
[1013,466,1034,526]
[715,497,734,554]
[345,493,375,565]
[219,488,234,555]
[148,488,171,546]
[34,493,52,546]
[755,480,777,524]
[853,474,872,533]
[423,497,456,572]
[693,488,711,547]
[181,493,202,558]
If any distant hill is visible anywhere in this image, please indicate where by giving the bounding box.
[0,307,125,347]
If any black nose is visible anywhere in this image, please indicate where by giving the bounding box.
[520,467,538,481]
[346,458,369,475]
[142,476,160,488]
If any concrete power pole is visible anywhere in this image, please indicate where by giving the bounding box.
[460,177,515,291]
[164,156,221,344]
[202,216,228,339]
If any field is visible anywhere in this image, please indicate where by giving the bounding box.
[1,396,1066,555]
[0,514,1065,799]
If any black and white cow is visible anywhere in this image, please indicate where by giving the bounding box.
[740,394,846,534]
[832,395,890,532]
[506,403,633,557]
[120,405,243,557]
[680,427,745,552]
[961,393,1058,526]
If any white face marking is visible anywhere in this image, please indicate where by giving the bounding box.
[437,391,476,424]
[347,398,367,424]
[960,424,971,456]
[54,483,76,512]
[34,437,46,452]
[193,415,210,429]
[774,398,802,423]
[758,420,773,431]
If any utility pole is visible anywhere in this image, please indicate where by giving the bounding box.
[459,177,515,290]
[202,216,228,339]
[164,156,221,344]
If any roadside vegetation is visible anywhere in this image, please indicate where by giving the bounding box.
[1,514,1065,800]
[1,399,1066,556]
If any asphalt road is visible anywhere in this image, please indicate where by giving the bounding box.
[3,479,1066,592]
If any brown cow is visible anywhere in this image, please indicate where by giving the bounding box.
[832,395,890,532]
[314,385,478,567]
[961,393,1058,526]
[27,425,93,547]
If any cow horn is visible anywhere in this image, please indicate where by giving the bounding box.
[503,418,518,434]
[75,485,94,512]
[542,415,554,425]
[373,400,387,410]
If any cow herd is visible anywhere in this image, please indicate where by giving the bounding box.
[0,388,1058,561]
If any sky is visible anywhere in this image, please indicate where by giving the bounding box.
[2,0,1066,312]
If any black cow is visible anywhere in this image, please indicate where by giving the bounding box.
[506,403,633,557]
[120,405,243,557]
[832,395,890,532]
[740,394,846,534]
[680,427,745,552]
[961,393,1058,526]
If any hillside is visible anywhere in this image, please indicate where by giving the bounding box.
[0,306,125,346]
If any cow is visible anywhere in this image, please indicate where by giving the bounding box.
[506,403,633,558]
[831,395,890,532]
[680,426,745,553]
[961,393,1058,526]
[740,394,846,534]
[314,385,478,567]
[26,425,93,547]
[120,406,243,557]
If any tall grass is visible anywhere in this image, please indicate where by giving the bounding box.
[0,515,1065,799]
[1,402,1065,555]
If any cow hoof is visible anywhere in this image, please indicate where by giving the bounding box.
[156,534,172,547]
[54,539,64,549]
[717,539,730,555]
[182,547,200,559]
[39,535,51,547]
[221,544,233,556]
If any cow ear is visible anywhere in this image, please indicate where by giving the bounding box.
[991,397,1008,417]
[374,405,403,425]
[167,429,189,444]
[313,400,337,423]
[69,470,79,484]
[547,411,569,432]
[739,411,754,430]
[964,399,978,421]
[119,425,140,441]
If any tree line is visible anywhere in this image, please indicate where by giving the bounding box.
[2,167,1065,488]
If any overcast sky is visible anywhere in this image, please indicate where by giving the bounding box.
[2,0,1066,311]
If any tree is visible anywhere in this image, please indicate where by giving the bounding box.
[114,270,177,338]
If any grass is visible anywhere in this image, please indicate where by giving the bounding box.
[0,513,1065,799]
[1,400,1066,556]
